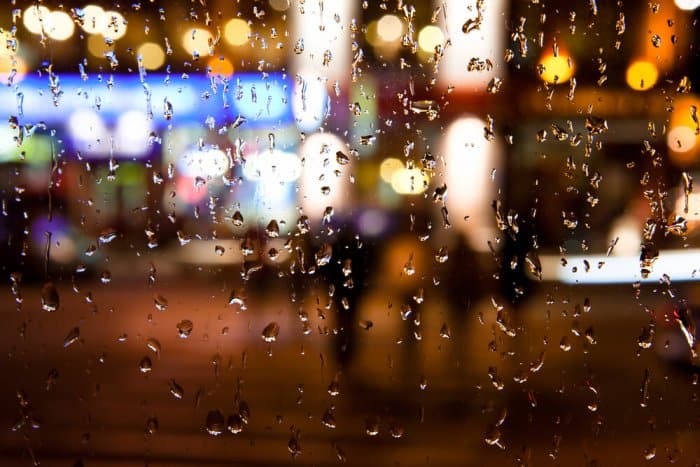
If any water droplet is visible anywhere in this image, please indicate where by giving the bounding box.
[650,34,661,48]
[227,414,244,434]
[673,306,698,360]
[288,432,302,457]
[98,228,118,244]
[228,289,248,310]
[262,322,280,342]
[435,246,448,263]
[205,410,225,436]
[45,369,59,391]
[168,379,184,399]
[145,417,158,435]
[585,115,608,135]
[63,326,80,348]
[486,77,503,94]
[524,251,542,280]
[365,416,380,436]
[644,445,656,460]
[100,270,112,284]
[139,356,153,373]
[677,76,692,94]
[335,151,350,165]
[638,325,654,349]
[402,254,416,276]
[419,375,428,390]
[389,421,404,438]
[484,425,504,449]
[439,323,452,339]
[232,210,244,226]
[327,375,340,396]
[41,282,60,312]
[409,100,439,120]
[265,219,280,238]
[177,320,193,339]
[321,408,336,429]
[153,294,168,311]
[583,326,596,345]
[163,97,173,120]
[293,38,304,54]
[146,337,162,354]
[640,368,651,407]
[315,243,333,267]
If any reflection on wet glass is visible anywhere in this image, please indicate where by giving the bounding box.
[1,0,700,465]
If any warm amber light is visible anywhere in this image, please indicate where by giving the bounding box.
[45,11,75,41]
[269,0,290,11]
[538,53,574,84]
[101,11,127,40]
[207,56,234,77]
[377,15,403,43]
[668,126,697,153]
[87,33,111,58]
[0,31,16,58]
[417,25,444,53]
[137,42,166,70]
[0,54,27,83]
[79,5,106,34]
[380,158,404,183]
[675,0,700,9]
[182,28,213,56]
[626,60,658,91]
[23,6,50,34]
[391,168,430,195]
[668,95,700,166]
[224,19,250,47]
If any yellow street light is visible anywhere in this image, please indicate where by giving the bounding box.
[45,11,75,41]
[224,19,250,47]
[391,168,429,195]
[538,52,574,84]
[23,5,50,35]
[182,28,213,57]
[377,15,403,43]
[137,42,166,70]
[417,25,444,54]
[626,60,658,91]
[79,5,107,34]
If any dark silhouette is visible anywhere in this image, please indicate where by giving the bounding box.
[322,223,375,367]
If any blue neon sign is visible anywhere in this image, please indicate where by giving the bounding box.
[0,72,295,128]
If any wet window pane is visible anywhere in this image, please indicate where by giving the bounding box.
[2,1,700,465]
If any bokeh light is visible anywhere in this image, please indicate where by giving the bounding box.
[224,19,251,47]
[674,0,700,10]
[137,42,166,70]
[626,60,658,91]
[417,25,444,54]
[45,11,75,41]
[207,56,234,77]
[100,11,127,40]
[269,0,291,11]
[380,158,404,183]
[667,126,697,153]
[87,33,111,58]
[23,5,51,35]
[181,28,214,56]
[538,53,574,84]
[78,5,106,34]
[391,168,430,195]
[377,15,403,43]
